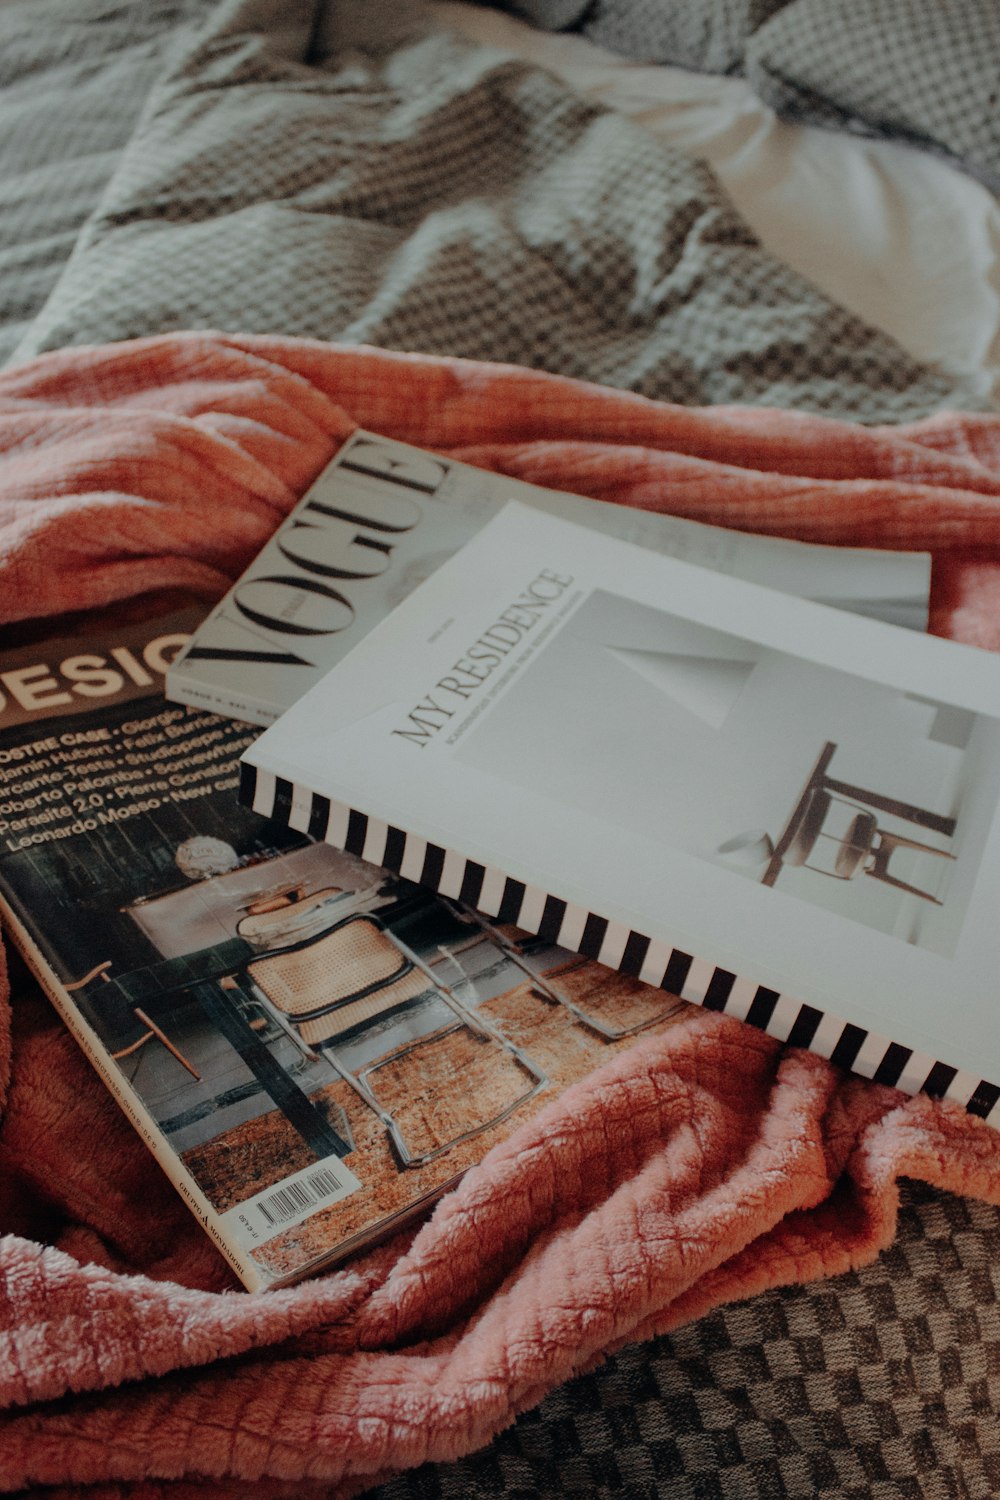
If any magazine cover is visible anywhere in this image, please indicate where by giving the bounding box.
[166,429,932,726]
[242,501,1000,1126]
[0,606,688,1290]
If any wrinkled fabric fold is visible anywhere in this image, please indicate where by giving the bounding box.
[1,332,1000,1495]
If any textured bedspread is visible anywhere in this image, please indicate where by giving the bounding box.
[3,0,977,423]
[3,334,1000,1496]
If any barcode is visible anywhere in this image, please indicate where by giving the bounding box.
[223,1151,362,1249]
[256,1166,348,1226]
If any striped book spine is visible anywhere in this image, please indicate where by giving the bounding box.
[240,761,1000,1129]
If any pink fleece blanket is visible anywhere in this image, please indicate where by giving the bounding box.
[2,332,1000,1496]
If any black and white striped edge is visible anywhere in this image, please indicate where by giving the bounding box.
[240,762,1000,1130]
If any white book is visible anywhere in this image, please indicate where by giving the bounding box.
[167,430,931,726]
[240,502,1000,1127]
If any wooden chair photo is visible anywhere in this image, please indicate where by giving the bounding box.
[780,786,955,904]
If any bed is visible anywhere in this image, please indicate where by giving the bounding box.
[2,1,1000,1495]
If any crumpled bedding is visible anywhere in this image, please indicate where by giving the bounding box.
[2,332,1000,1496]
[565,0,789,75]
[745,0,1000,190]
[509,0,1000,189]
[3,0,977,424]
[0,0,207,369]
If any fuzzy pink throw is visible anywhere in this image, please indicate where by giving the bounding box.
[2,332,1000,1496]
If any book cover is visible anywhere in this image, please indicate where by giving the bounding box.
[241,501,1000,1127]
[0,605,688,1289]
[166,430,933,726]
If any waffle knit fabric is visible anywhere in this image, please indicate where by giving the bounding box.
[1,332,1000,1495]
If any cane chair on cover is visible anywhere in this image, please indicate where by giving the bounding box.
[230,912,548,1168]
[234,888,357,1063]
[235,886,346,948]
[783,786,955,904]
[438,899,679,1041]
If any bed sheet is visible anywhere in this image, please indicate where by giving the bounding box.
[5,0,997,403]
[0,0,207,368]
[1,0,973,425]
[436,2,1000,406]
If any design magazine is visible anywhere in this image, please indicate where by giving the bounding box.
[0,606,690,1289]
